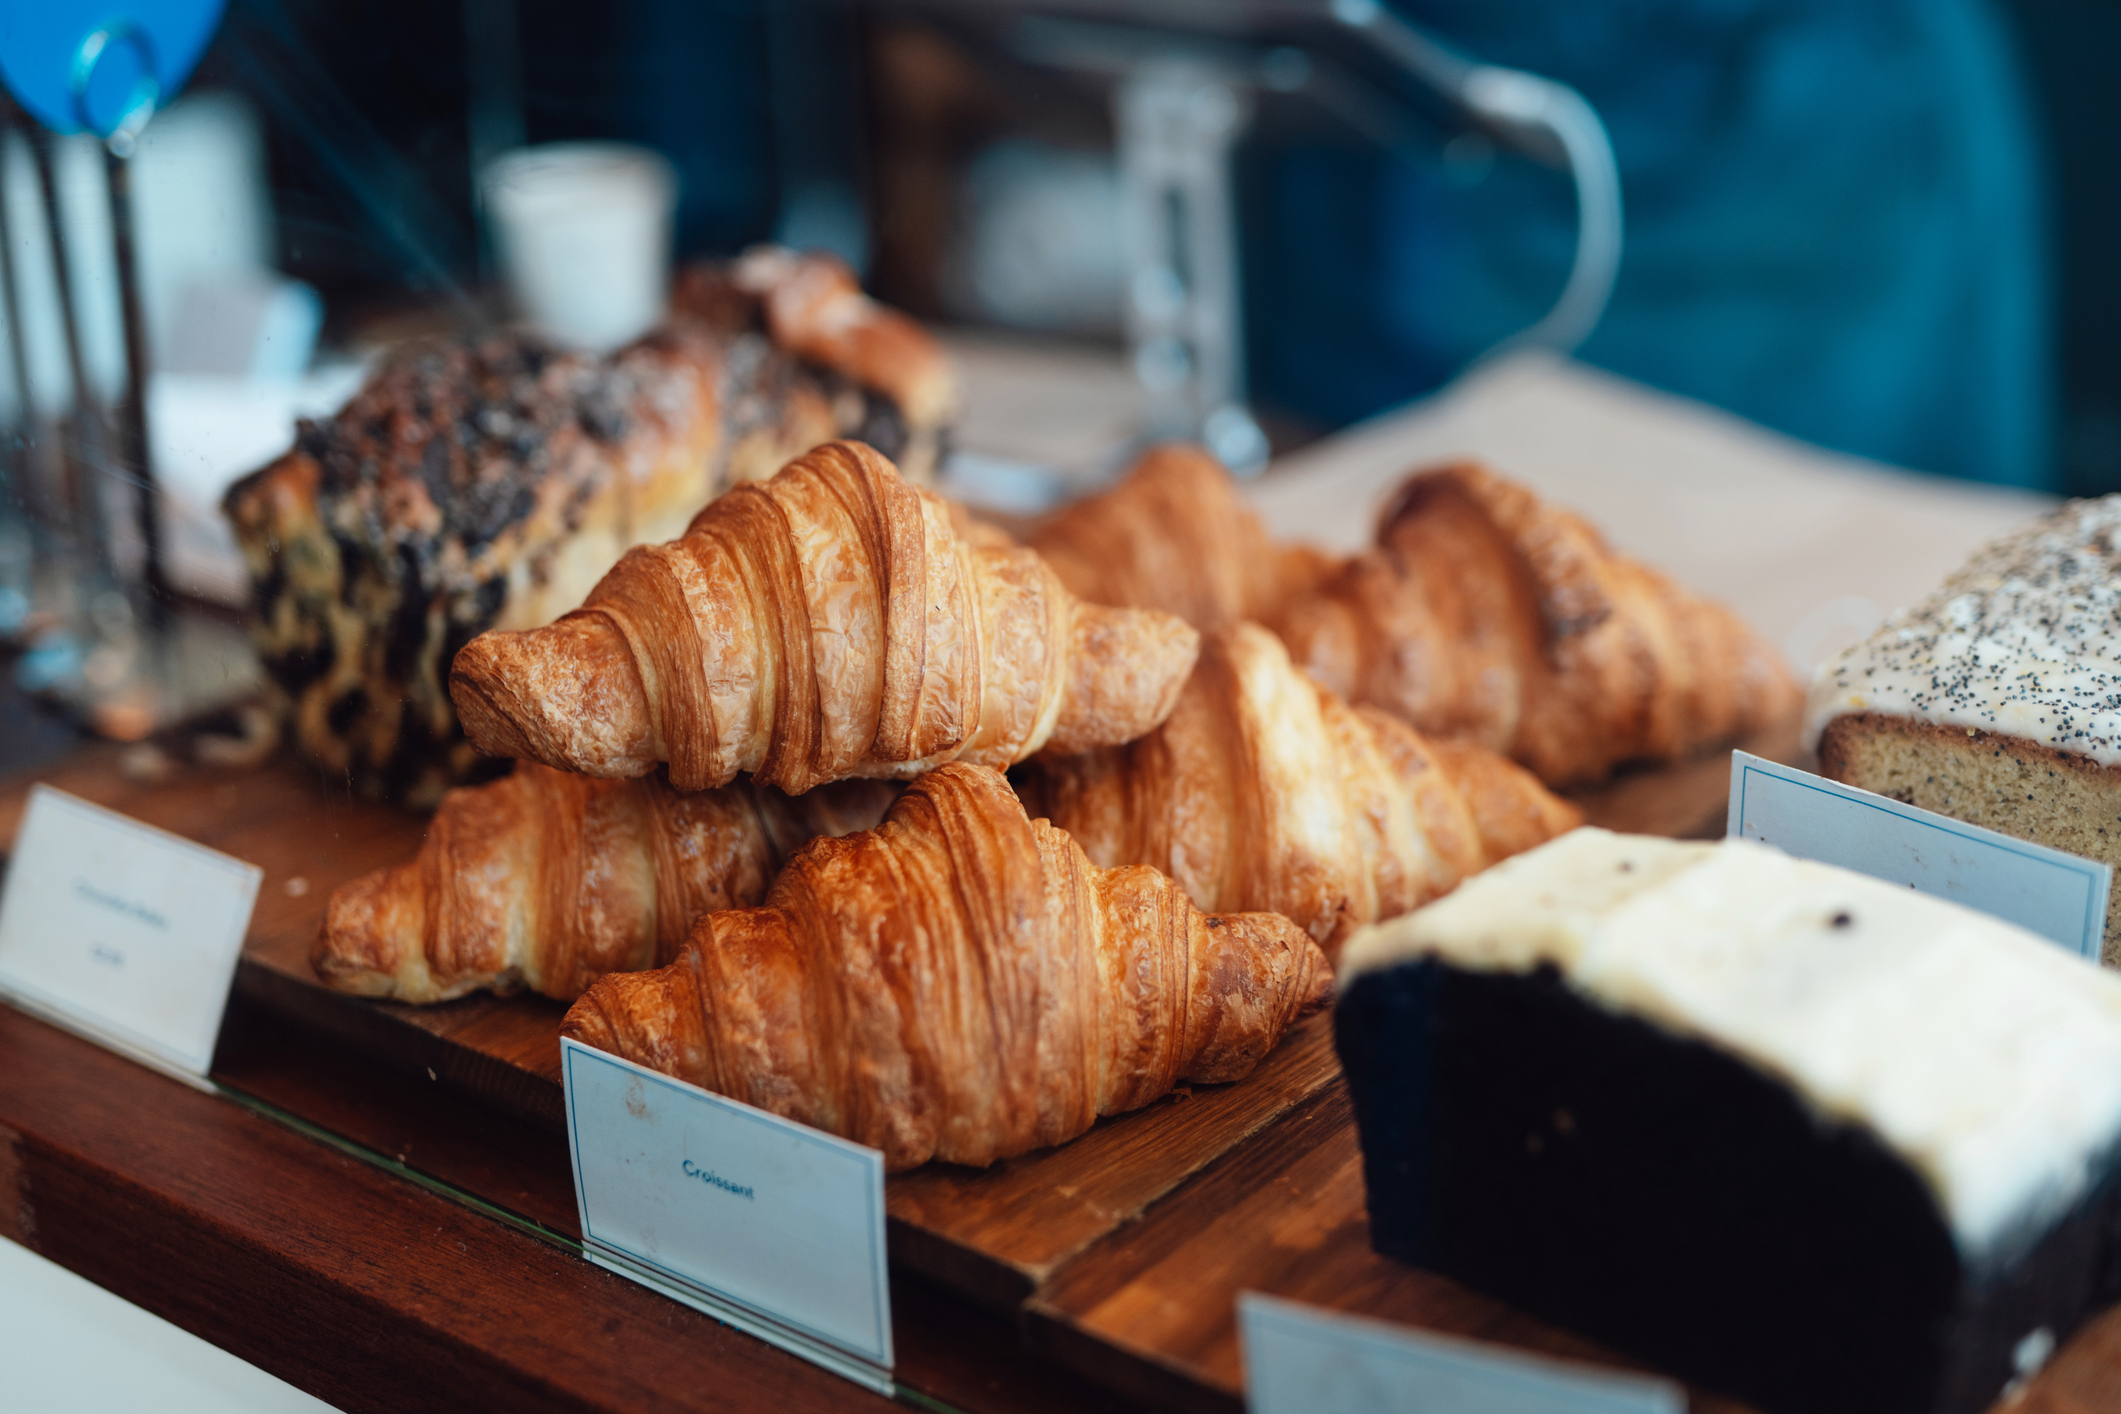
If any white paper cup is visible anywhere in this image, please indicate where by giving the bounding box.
[480,143,677,352]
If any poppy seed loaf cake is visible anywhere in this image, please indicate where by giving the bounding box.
[1806,496,2121,962]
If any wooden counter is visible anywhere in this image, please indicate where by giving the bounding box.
[3,348,2100,1412]
[0,982,1146,1414]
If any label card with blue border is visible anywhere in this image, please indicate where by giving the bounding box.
[0,784,261,1086]
[1728,752,2111,960]
[559,1038,893,1393]
[1241,1292,1683,1414]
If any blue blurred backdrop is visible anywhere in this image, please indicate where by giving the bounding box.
[165,0,2121,493]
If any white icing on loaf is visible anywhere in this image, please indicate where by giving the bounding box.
[1803,496,2121,763]
[1341,827,2121,1261]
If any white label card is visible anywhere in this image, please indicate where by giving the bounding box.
[0,785,261,1084]
[1240,1293,1683,1414]
[1727,752,2112,961]
[560,1038,893,1393]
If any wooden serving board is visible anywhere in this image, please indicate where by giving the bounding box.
[1563,711,1802,842]
[0,744,1342,1312]
[0,711,1798,1324]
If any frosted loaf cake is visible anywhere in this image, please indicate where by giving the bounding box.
[1335,827,2121,1414]
[1806,496,2121,960]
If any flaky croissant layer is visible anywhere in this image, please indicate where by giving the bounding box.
[314,763,898,1003]
[1030,451,1798,788]
[1019,622,1581,956]
[450,440,1199,795]
[1270,462,1801,787]
[1028,443,1332,632]
[562,762,1331,1171]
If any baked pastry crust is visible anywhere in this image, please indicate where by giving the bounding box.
[1272,461,1801,787]
[729,247,957,451]
[561,762,1331,1171]
[1018,622,1580,955]
[450,440,1201,794]
[227,256,954,808]
[313,762,898,1002]
[1028,443,1332,630]
[225,327,750,805]
[1025,451,1794,788]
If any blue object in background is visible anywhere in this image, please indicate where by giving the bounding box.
[1248,0,2052,488]
[0,0,225,137]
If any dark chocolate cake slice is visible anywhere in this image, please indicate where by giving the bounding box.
[1335,827,2121,1414]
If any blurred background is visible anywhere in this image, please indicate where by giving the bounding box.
[0,0,2106,758]
[79,0,2116,476]
[11,0,2105,479]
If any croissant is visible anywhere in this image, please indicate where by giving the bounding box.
[314,763,899,1003]
[449,440,1201,795]
[561,762,1331,1171]
[1269,461,1802,787]
[1027,443,1333,631]
[1029,451,1795,787]
[1016,622,1580,957]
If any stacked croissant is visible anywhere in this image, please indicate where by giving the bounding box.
[1029,444,1800,787]
[314,435,1794,1171]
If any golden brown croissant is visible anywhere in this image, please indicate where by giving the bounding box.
[1027,452,1794,788]
[561,762,1330,1171]
[1269,461,1801,788]
[314,763,899,1003]
[1028,443,1334,630]
[449,440,1201,795]
[1016,622,1581,956]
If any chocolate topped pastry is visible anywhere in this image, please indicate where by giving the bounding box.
[224,250,954,807]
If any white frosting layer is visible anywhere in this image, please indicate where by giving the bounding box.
[1803,496,2121,762]
[1342,827,2121,1260]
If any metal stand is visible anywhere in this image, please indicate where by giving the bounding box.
[1000,3,1624,476]
[0,109,36,643]
[0,25,171,735]
[1114,61,1268,474]
[27,125,112,564]
[103,138,166,622]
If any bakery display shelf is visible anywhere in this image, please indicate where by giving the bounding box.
[0,708,1795,1306]
[0,740,1350,1314]
[0,704,1799,1409]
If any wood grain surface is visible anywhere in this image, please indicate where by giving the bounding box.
[0,746,1346,1313]
[0,709,1848,1413]
[0,994,1147,1414]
